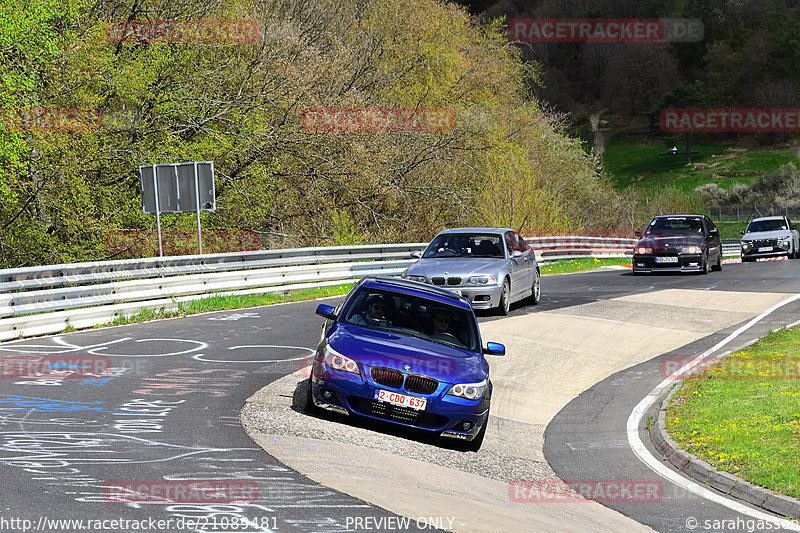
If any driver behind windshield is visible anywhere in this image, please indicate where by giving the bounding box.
[350,294,392,327]
[431,310,451,335]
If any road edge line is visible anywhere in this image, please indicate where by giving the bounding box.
[627,292,800,530]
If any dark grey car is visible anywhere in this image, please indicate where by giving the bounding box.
[401,227,540,315]
[632,215,723,274]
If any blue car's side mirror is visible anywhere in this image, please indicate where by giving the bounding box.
[315,304,337,319]
[484,342,505,356]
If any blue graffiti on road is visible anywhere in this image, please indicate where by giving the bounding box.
[0,395,147,414]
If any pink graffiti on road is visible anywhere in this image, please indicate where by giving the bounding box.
[134,369,247,397]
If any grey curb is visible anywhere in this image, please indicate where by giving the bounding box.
[648,383,800,520]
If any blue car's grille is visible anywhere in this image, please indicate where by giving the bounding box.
[404,374,438,394]
[369,400,418,423]
[349,397,448,429]
[371,367,403,389]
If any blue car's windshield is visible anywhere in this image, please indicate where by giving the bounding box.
[423,233,504,259]
[746,219,788,232]
[342,288,480,352]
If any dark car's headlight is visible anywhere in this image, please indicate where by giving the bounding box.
[323,346,360,375]
[465,275,497,286]
[679,246,702,254]
[636,247,652,254]
[447,379,487,400]
[405,275,427,283]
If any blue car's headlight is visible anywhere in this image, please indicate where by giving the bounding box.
[465,275,497,286]
[405,275,427,283]
[447,379,487,400]
[324,346,360,376]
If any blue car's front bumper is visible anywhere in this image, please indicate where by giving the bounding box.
[310,365,489,441]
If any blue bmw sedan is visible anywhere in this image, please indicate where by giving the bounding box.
[306,276,505,450]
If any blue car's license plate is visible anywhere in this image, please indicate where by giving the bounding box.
[374,389,427,410]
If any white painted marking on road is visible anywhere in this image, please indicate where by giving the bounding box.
[566,441,627,451]
[192,345,314,363]
[627,292,800,530]
[208,312,260,321]
[0,336,208,357]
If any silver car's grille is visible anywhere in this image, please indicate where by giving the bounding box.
[429,277,462,286]
[751,239,779,247]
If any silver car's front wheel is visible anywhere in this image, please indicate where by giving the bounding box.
[530,268,540,305]
[497,279,511,316]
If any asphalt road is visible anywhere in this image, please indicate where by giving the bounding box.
[0,260,798,533]
[543,262,800,533]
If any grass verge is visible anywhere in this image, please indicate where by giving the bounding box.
[540,257,631,275]
[665,326,800,499]
[101,284,355,328]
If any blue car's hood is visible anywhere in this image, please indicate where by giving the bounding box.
[328,324,485,384]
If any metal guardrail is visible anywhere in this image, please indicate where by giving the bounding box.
[722,239,741,257]
[0,237,636,341]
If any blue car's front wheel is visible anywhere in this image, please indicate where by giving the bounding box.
[304,378,320,415]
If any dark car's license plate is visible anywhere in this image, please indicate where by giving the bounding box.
[655,256,678,263]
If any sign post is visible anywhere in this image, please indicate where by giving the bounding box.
[139,162,215,257]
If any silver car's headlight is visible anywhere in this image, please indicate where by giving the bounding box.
[742,241,751,249]
[782,239,791,248]
[465,275,497,286]
[405,275,427,283]
[447,379,487,400]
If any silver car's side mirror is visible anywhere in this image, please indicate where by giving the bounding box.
[410,250,422,259]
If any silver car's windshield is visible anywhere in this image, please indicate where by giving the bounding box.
[747,219,788,232]
[342,289,480,352]
[422,233,504,259]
